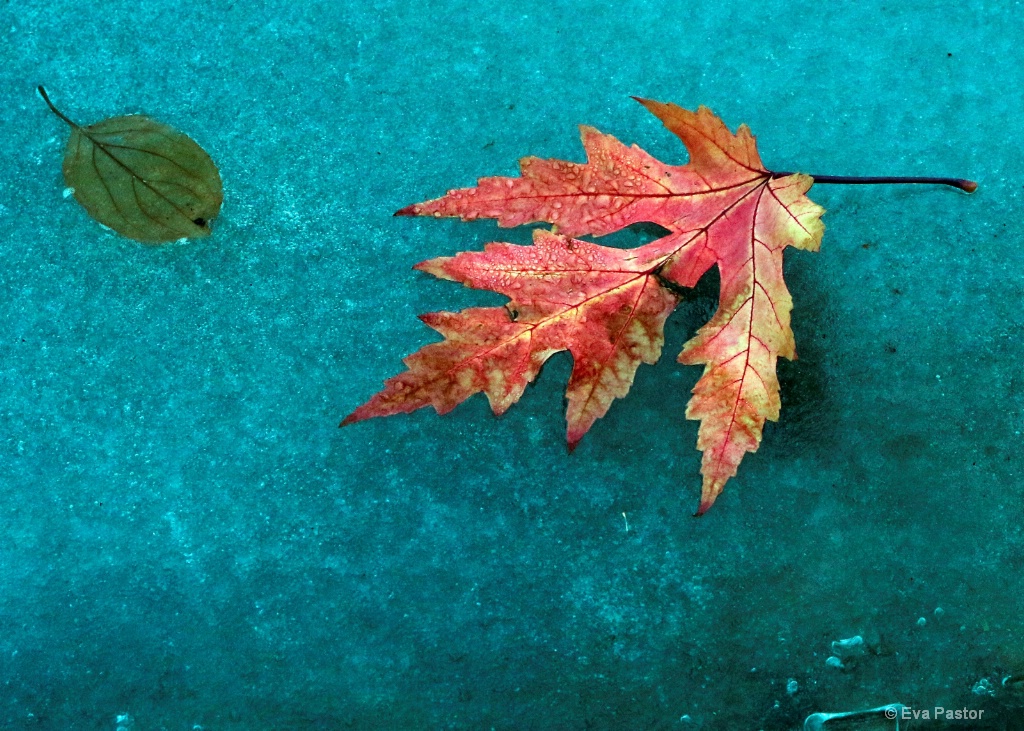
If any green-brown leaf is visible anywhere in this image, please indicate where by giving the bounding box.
[39,86,223,244]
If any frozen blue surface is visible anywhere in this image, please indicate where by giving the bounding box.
[1,1,1023,729]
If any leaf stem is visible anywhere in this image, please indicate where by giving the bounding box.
[37,86,81,129]
[773,171,977,193]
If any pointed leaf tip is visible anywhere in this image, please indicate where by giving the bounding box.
[413,256,454,280]
[340,411,362,427]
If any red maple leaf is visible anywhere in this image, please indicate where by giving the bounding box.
[344,99,968,514]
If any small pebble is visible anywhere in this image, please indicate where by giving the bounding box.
[972,678,995,696]
[831,635,865,657]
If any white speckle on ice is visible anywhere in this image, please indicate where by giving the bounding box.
[830,635,864,657]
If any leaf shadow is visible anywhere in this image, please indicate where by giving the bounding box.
[597,251,841,480]
[770,255,841,464]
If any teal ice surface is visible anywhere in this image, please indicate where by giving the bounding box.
[1,1,1021,729]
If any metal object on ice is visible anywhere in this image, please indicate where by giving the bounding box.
[804,703,906,730]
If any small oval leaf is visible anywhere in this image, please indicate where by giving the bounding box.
[40,87,223,244]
